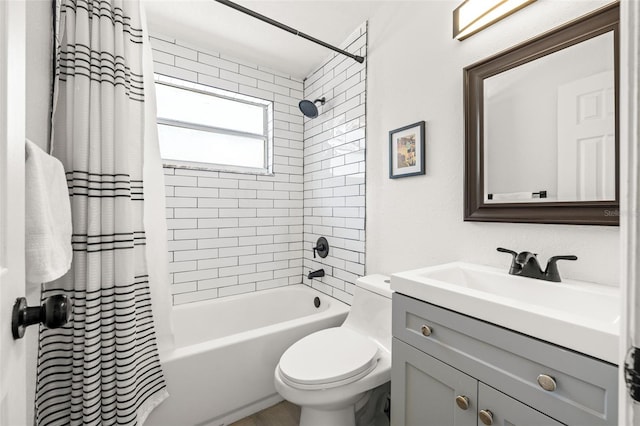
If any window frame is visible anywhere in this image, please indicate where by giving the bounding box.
[154,74,274,175]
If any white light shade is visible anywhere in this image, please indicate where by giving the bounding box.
[453,0,536,40]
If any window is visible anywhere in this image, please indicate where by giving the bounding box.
[155,75,273,174]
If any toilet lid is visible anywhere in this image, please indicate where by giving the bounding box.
[278,327,379,388]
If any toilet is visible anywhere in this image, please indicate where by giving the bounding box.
[274,275,392,426]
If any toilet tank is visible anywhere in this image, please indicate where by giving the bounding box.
[342,274,392,352]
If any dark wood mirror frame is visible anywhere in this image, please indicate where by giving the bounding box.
[463,3,619,226]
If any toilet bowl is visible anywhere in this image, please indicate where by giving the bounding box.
[274,275,392,426]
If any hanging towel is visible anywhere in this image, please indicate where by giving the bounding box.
[25,138,72,283]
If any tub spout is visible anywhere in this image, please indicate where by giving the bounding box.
[307,269,325,280]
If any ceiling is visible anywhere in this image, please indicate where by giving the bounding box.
[144,0,382,79]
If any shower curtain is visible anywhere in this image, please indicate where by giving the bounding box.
[35,0,169,424]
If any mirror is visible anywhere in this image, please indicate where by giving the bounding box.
[464,3,619,225]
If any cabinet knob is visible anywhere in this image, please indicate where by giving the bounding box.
[537,374,557,392]
[455,395,469,410]
[478,409,494,425]
[420,324,432,336]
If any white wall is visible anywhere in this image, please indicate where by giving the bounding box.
[366,0,619,286]
[150,34,306,304]
[302,24,367,305]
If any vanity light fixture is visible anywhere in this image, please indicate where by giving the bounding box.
[453,0,536,41]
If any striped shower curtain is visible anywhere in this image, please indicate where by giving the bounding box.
[35,0,168,424]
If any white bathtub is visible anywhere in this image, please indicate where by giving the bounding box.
[145,285,350,426]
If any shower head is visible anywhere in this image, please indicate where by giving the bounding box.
[298,97,326,119]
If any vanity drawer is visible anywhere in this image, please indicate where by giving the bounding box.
[392,293,618,425]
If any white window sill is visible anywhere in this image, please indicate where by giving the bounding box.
[162,160,273,176]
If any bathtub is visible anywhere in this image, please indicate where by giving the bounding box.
[145,284,349,426]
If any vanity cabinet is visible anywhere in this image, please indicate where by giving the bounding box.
[392,340,563,426]
[391,293,618,426]
[392,339,477,426]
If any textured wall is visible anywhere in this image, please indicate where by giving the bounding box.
[150,34,305,304]
[302,23,368,305]
[152,22,369,306]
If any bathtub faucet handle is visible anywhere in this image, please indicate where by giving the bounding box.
[312,237,329,259]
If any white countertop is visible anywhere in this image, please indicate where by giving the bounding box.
[391,262,620,364]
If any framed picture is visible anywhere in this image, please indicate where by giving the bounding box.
[389,121,425,178]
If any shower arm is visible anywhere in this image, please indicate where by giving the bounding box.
[214,0,365,64]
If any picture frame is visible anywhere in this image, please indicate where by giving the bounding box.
[389,121,425,178]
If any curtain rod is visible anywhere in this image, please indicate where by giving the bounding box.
[214,0,365,64]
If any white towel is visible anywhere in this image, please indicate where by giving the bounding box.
[25,139,72,283]
[490,191,534,201]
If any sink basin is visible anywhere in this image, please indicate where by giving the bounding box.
[391,262,620,364]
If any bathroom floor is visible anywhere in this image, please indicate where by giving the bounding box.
[230,401,300,426]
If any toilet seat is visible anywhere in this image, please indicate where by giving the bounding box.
[278,327,379,390]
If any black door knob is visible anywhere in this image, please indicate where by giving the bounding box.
[12,294,71,339]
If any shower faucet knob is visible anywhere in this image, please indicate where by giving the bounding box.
[312,237,329,259]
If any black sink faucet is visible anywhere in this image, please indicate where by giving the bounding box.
[497,248,577,282]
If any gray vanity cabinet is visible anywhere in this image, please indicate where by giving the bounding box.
[477,383,562,426]
[392,339,477,426]
[392,339,562,426]
[391,293,618,426]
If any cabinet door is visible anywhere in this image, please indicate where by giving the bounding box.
[391,339,477,426]
[477,383,563,426]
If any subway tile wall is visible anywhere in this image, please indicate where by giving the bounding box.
[301,23,368,305]
[150,34,305,305]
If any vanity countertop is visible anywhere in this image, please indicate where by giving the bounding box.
[391,262,620,364]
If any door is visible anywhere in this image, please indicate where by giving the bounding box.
[621,1,640,425]
[391,339,477,426]
[557,70,616,202]
[0,0,27,424]
[477,383,562,426]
